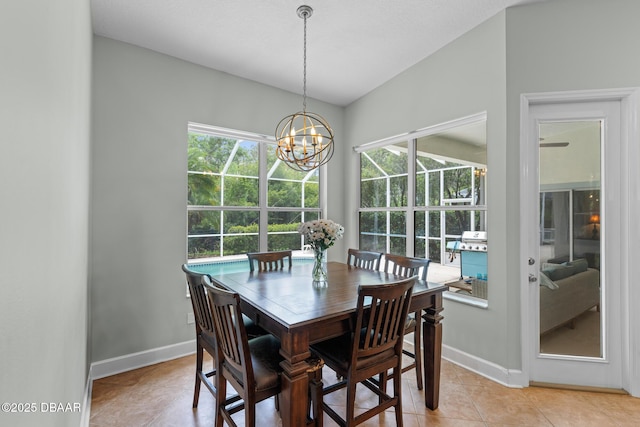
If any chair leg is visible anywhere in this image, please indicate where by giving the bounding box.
[346,378,357,427]
[414,313,423,390]
[193,345,203,408]
[245,394,256,427]
[393,367,403,426]
[214,374,226,427]
[307,360,324,426]
[378,372,388,404]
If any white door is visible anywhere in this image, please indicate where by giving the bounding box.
[523,98,623,389]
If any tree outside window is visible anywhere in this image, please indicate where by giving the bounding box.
[187,127,320,259]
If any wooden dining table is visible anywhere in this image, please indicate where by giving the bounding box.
[211,261,447,427]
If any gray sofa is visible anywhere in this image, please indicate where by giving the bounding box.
[539,259,600,335]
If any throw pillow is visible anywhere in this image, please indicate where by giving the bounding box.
[565,258,588,273]
[542,262,563,272]
[539,272,559,290]
[542,263,576,281]
[541,262,565,280]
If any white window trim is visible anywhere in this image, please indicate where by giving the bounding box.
[353,112,487,153]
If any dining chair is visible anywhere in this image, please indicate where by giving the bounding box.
[181,264,267,408]
[246,250,292,272]
[345,248,383,270]
[181,264,218,408]
[381,253,431,390]
[203,275,284,427]
[310,277,415,427]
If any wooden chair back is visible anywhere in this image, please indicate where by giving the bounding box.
[352,278,415,366]
[383,253,430,281]
[181,264,217,406]
[247,250,292,272]
[346,248,383,270]
[381,253,430,390]
[203,275,284,427]
[310,276,415,426]
[182,264,216,342]
[204,277,255,390]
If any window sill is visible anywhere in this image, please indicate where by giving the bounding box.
[444,291,488,309]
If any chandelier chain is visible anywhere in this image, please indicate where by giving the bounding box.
[302,10,307,112]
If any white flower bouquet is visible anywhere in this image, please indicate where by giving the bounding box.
[298,219,344,251]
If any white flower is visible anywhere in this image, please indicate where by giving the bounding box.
[298,218,344,251]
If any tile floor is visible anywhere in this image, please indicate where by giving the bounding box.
[90,351,640,427]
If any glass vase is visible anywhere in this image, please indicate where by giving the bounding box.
[312,248,327,283]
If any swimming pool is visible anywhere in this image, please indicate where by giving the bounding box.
[187,256,314,275]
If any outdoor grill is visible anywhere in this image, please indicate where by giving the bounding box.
[459,231,488,252]
[459,231,488,280]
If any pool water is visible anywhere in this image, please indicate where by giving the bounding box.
[188,257,314,275]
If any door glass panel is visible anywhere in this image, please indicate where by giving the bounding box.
[538,121,602,358]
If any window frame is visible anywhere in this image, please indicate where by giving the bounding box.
[355,113,488,306]
[187,123,323,260]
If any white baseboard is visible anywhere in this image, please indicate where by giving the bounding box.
[442,344,528,388]
[91,340,196,380]
[89,339,526,400]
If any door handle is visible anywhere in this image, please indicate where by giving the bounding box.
[529,274,538,283]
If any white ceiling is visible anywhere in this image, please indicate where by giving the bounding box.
[91,0,546,107]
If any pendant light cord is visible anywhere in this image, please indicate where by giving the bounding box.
[302,10,307,113]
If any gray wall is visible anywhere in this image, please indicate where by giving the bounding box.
[91,37,344,362]
[345,12,510,366]
[0,1,92,426]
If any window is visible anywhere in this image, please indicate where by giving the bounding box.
[539,189,600,269]
[187,124,321,260]
[359,143,409,254]
[357,114,488,302]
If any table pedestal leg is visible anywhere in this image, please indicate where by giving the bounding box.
[423,293,444,410]
[278,332,312,427]
[279,359,311,427]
